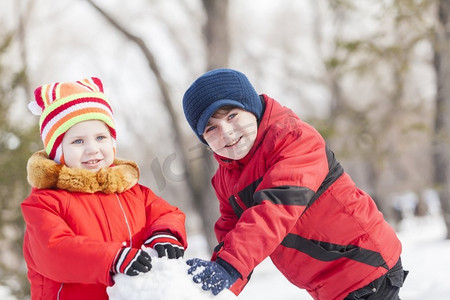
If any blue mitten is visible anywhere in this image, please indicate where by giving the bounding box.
[186,258,241,295]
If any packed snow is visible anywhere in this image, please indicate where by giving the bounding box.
[107,213,450,300]
[107,248,236,300]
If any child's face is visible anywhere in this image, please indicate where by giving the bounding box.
[62,120,115,171]
[203,107,258,160]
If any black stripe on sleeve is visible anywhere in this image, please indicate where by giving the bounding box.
[253,186,315,206]
[281,233,388,269]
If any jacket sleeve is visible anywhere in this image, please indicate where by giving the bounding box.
[21,191,122,286]
[216,121,330,283]
[140,185,187,248]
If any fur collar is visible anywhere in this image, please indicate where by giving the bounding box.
[27,150,140,194]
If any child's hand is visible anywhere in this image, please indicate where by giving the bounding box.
[144,232,185,259]
[113,247,152,276]
[186,258,240,295]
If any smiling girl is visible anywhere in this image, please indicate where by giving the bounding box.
[21,77,187,300]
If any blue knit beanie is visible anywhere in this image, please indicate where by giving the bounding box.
[183,68,263,143]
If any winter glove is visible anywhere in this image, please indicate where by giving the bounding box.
[186,258,241,295]
[112,247,152,276]
[144,231,184,259]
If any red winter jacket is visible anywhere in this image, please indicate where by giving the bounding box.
[211,95,402,300]
[21,152,187,300]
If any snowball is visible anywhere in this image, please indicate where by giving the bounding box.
[107,248,236,300]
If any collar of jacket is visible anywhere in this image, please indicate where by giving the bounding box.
[27,150,140,194]
[213,94,295,170]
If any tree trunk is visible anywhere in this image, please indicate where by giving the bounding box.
[433,0,450,239]
[202,0,230,69]
[198,0,230,251]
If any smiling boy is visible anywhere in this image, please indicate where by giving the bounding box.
[183,68,408,300]
[203,106,258,160]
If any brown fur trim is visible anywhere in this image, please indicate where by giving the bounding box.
[27,150,139,194]
[27,151,62,189]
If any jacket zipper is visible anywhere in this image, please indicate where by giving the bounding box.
[115,194,133,247]
[57,283,63,300]
[230,195,247,218]
[233,195,246,211]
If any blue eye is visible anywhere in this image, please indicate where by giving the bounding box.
[228,113,237,120]
[205,125,216,133]
[96,136,106,141]
[72,139,83,144]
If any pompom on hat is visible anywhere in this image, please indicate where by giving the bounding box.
[182,68,263,143]
[28,77,116,164]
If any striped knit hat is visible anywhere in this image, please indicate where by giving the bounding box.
[28,77,116,164]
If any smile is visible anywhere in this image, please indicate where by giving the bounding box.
[225,136,242,148]
[84,159,101,165]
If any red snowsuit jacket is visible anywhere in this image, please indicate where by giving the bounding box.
[211,95,402,300]
[21,152,187,300]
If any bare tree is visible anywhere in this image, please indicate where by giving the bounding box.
[433,0,450,239]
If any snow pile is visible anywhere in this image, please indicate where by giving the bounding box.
[107,248,236,300]
[397,215,450,300]
[0,286,15,300]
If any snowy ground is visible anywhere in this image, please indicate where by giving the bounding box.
[1,214,448,299]
[396,215,450,299]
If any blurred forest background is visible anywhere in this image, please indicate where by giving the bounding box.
[1,0,450,298]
